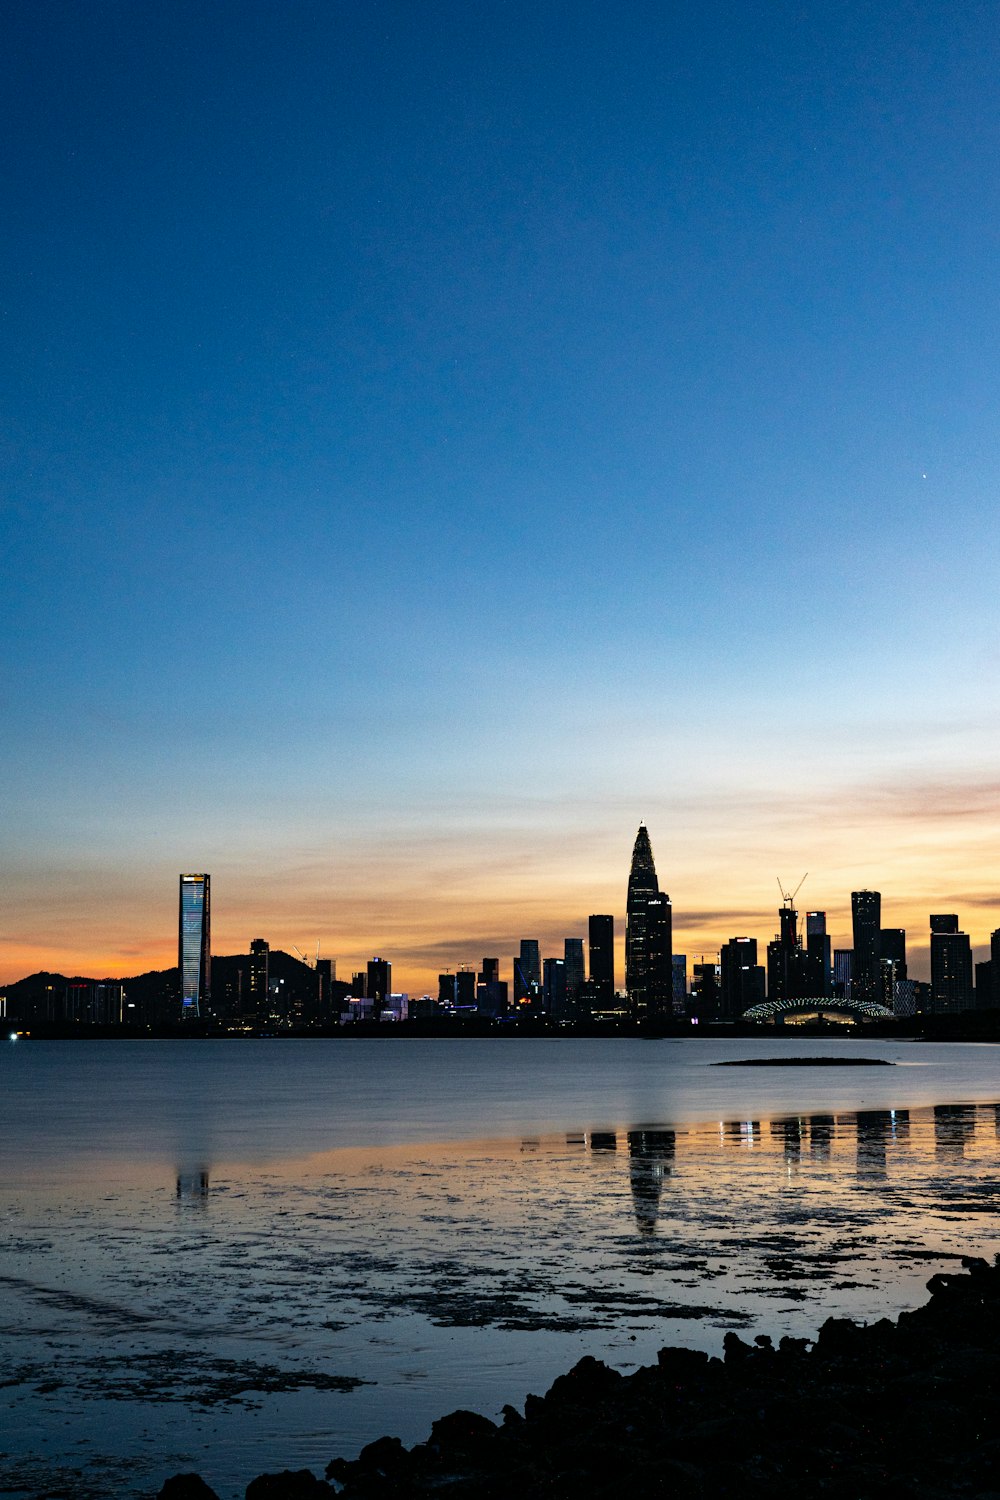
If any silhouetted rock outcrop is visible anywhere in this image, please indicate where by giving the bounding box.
[161,1255,1000,1499]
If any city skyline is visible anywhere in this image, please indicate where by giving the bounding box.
[7,827,1000,998]
[5,3,1000,995]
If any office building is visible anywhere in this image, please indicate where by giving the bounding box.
[438,973,457,1006]
[833,949,853,1000]
[992,929,1000,1008]
[514,939,541,1005]
[805,912,831,997]
[480,957,499,985]
[588,915,615,1001]
[476,958,507,1016]
[564,938,585,1002]
[930,920,973,1013]
[720,936,765,1019]
[367,957,391,1017]
[455,968,476,1007]
[626,825,673,1022]
[248,937,269,1016]
[543,957,568,1019]
[672,954,687,1011]
[178,874,211,1019]
[767,899,808,1003]
[880,928,907,981]
[691,962,721,1018]
[975,960,993,1011]
[851,891,881,1005]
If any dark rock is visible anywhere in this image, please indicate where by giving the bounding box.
[544,1355,622,1408]
[723,1331,754,1363]
[427,1408,498,1452]
[245,1256,1000,1500]
[158,1478,220,1500]
[245,1470,334,1498]
[657,1345,710,1380]
[353,1436,409,1476]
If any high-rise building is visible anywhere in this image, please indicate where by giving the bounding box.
[543,957,568,1019]
[851,891,882,1005]
[880,928,907,981]
[476,958,507,1016]
[672,954,687,1011]
[691,962,721,1018]
[833,949,853,1000]
[930,921,973,1013]
[455,968,476,1007]
[514,939,541,1005]
[767,900,808,1003]
[805,912,832,996]
[588,915,615,1001]
[991,929,1000,1009]
[975,960,993,1011]
[626,825,673,1022]
[720,937,765,1019]
[248,937,269,1016]
[438,973,456,1006]
[178,874,211,1019]
[564,938,585,1003]
[367,957,391,1018]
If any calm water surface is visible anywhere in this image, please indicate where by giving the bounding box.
[2,1036,1000,1498]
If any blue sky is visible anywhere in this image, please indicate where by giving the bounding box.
[4,0,1000,985]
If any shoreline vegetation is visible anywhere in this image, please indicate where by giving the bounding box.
[159,1255,1000,1499]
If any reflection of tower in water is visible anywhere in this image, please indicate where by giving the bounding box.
[855,1111,892,1181]
[627,1130,675,1234]
[934,1104,977,1160]
[809,1114,835,1161]
[176,1169,210,1201]
[771,1118,803,1170]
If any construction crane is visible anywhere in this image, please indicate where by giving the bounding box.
[777,873,808,909]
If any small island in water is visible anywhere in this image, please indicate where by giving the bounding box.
[712,1056,896,1067]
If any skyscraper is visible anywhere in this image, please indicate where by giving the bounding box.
[833,949,853,999]
[851,891,882,1005]
[720,936,765,1019]
[805,912,831,996]
[588,915,614,1000]
[563,938,585,1003]
[930,919,974,1013]
[626,825,672,1022]
[880,928,907,980]
[248,937,269,1016]
[514,939,541,1005]
[543,957,568,1019]
[178,874,211,1019]
[767,899,808,1003]
[367,957,391,1018]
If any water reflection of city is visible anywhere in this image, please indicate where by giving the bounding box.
[566,1103,1000,1235]
[176,1168,210,1203]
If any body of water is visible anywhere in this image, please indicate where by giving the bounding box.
[2,1036,1000,1497]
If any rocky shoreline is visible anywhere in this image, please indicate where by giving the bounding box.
[159,1255,1000,1499]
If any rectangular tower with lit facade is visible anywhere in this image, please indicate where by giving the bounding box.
[178,873,211,1019]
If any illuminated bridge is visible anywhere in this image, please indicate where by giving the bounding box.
[742,996,895,1025]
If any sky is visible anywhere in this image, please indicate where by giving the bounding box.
[3,0,1000,990]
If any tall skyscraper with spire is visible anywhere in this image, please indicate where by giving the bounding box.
[626,825,673,1022]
